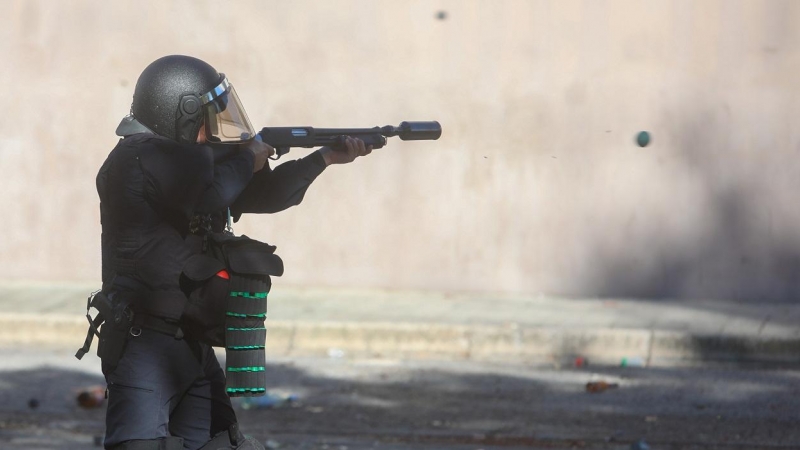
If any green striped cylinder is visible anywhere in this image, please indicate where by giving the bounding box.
[226,387,267,395]
[225,274,269,397]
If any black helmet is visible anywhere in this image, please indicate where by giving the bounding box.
[116,55,255,144]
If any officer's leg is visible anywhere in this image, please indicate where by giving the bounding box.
[103,330,202,449]
[107,437,184,449]
[168,342,241,449]
[197,427,265,450]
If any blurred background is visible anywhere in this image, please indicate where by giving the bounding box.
[1,0,799,301]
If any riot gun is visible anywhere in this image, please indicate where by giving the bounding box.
[256,121,442,159]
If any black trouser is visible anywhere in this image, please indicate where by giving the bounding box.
[102,327,237,450]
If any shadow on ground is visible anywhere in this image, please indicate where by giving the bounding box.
[237,360,800,448]
[2,356,799,449]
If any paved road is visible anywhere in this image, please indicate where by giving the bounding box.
[1,346,799,449]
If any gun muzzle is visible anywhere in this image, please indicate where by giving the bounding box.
[398,121,442,141]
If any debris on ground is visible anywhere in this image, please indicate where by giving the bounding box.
[76,386,106,408]
[585,381,619,393]
[605,430,624,443]
[327,348,346,359]
[238,392,298,410]
[621,356,646,367]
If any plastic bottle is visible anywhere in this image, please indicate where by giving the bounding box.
[239,393,297,410]
[621,356,646,367]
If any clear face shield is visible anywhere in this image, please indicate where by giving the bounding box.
[202,76,256,144]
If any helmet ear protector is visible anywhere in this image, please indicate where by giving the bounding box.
[175,94,204,144]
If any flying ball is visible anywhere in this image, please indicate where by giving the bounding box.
[636,131,651,147]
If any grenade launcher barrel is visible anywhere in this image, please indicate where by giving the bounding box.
[257,121,442,159]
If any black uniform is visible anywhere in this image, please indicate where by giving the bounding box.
[97,133,326,449]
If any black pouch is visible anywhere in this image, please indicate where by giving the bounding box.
[180,233,283,349]
[95,292,134,370]
[183,232,283,396]
[180,254,229,346]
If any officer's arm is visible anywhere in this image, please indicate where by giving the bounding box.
[230,150,327,217]
[229,136,373,218]
[194,149,255,213]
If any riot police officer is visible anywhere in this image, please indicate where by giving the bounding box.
[90,55,372,450]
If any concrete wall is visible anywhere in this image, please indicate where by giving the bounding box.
[2,0,800,301]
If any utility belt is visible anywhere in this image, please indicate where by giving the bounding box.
[77,232,283,399]
[75,281,185,370]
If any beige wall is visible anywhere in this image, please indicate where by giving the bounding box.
[2,0,800,301]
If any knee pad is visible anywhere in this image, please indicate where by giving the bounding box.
[198,424,264,450]
[109,437,184,450]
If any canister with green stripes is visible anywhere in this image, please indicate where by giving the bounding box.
[224,273,270,396]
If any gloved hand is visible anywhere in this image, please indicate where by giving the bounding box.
[242,139,275,173]
[318,136,374,166]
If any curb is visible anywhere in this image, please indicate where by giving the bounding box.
[1,313,799,366]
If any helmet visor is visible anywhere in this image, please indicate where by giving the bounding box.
[203,79,256,143]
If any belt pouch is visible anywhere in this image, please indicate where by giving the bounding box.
[217,235,283,397]
[95,292,134,369]
[181,255,229,346]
